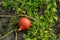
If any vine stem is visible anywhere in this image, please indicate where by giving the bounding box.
[0,15,35,20]
[0,29,16,40]
[15,29,18,40]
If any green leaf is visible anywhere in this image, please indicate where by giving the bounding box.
[47,4,51,9]
[53,16,58,21]
[2,2,8,7]
[51,8,57,13]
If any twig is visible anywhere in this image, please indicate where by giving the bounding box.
[0,29,15,40]
[0,15,12,17]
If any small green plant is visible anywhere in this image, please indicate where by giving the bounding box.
[0,0,58,40]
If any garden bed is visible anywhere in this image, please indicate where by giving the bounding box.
[0,0,60,40]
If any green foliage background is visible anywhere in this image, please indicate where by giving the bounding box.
[0,0,58,40]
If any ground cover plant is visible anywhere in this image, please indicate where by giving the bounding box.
[0,0,58,40]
